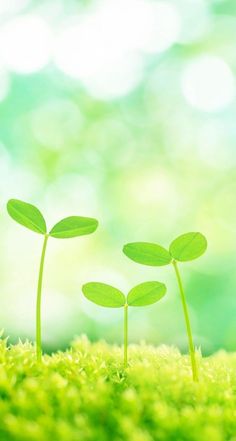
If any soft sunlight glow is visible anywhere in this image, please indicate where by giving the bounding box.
[127,170,178,205]
[0,15,53,74]
[54,0,180,99]
[182,55,235,112]
[0,0,30,15]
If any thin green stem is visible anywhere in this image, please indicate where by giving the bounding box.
[36,234,49,362]
[172,260,198,382]
[124,304,128,368]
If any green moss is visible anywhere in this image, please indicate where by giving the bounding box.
[0,336,235,441]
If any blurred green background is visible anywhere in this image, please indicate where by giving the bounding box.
[0,0,235,355]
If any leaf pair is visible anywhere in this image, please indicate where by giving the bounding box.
[123,232,207,266]
[82,281,166,307]
[7,199,98,238]
[123,231,207,381]
[7,198,99,363]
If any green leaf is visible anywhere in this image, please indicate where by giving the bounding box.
[82,282,125,308]
[169,232,207,262]
[7,199,47,235]
[49,216,98,239]
[123,242,171,266]
[127,281,166,306]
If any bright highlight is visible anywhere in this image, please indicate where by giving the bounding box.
[54,0,180,99]
[182,55,235,112]
[0,15,53,74]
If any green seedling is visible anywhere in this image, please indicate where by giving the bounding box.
[82,280,166,367]
[7,198,98,362]
[123,232,207,381]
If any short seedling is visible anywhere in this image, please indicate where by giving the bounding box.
[82,280,166,367]
[123,232,207,381]
[7,198,98,362]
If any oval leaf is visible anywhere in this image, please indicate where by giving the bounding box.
[82,282,125,308]
[123,242,171,266]
[169,232,207,262]
[7,199,47,235]
[49,216,98,239]
[127,281,166,306]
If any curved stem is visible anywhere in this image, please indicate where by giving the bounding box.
[36,234,48,362]
[124,304,128,368]
[172,260,198,382]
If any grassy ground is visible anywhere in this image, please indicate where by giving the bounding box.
[0,336,235,441]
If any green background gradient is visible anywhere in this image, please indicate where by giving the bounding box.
[0,0,235,354]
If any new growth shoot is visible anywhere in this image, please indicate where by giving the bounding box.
[82,281,166,368]
[7,199,98,362]
[123,232,207,381]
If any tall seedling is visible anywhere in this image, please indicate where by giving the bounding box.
[7,199,98,362]
[123,232,207,381]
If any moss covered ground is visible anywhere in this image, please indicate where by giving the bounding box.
[0,336,235,441]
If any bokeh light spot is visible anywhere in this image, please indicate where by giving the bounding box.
[54,0,180,99]
[0,15,53,74]
[182,55,235,112]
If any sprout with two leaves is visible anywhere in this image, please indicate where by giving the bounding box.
[7,199,98,362]
[82,280,166,368]
[123,232,207,381]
